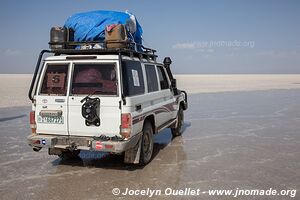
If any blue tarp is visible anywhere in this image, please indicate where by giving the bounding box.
[64,10,143,45]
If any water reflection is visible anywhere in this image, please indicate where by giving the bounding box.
[43,127,188,199]
[52,123,190,171]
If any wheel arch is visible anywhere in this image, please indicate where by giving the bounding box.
[143,114,156,134]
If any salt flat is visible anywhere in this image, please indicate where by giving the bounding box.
[1,89,299,200]
[0,74,300,108]
[0,74,299,199]
[175,74,300,94]
[0,74,32,108]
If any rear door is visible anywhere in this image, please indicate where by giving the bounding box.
[35,62,70,135]
[68,61,122,137]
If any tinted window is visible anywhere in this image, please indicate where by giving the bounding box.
[40,64,68,95]
[145,64,158,92]
[157,66,169,90]
[122,60,145,96]
[71,63,117,95]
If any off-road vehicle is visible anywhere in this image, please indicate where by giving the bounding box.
[27,25,188,165]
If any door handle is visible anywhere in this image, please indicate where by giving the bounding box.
[136,104,142,111]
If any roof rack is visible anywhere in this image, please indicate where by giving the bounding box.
[48,41,157,61]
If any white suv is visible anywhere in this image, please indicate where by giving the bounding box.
[28,44,187,165]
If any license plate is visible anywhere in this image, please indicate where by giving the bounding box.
[37,115,64,124]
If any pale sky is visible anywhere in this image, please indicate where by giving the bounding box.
[0,0,299,74]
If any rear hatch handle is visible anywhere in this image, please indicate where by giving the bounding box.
[55,99,65,103]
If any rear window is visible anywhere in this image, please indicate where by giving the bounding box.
[145,64,159,92]
[40,64,69,95]
[71,63,117,95]
[122,60,145,96]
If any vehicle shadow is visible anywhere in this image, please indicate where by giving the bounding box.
[52,122,191,171]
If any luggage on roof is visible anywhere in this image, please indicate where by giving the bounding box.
[48,10,156,57]
[64,10,143,46]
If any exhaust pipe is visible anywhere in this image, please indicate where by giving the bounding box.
[33,147,42,152]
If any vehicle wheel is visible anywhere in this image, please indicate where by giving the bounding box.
[59,149,81,160]
[171,107,184,137]
[139,121,154,165]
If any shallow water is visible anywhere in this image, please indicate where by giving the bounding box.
[0,89,299,199]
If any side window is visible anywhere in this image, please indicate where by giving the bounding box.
[145,64,158,93]
[122,60,145,96]
[157,66,170,90]
[40,64,69,95]
[71,63,117,95]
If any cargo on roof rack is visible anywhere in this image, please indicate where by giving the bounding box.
[49,10,146,53]
[64,10,143,47]
[49,27,157,60]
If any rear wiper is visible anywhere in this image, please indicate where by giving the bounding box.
[80,90,100,103]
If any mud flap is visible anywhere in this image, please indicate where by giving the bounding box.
[124,137,142,164]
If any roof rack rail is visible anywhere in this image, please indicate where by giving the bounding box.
[48,41,157,61]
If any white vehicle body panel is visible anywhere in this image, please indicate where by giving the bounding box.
[35,61,70,136]
[35,57,122,138]
[68,97,121,137]
[35,96,69,135]
[67,60,121,137]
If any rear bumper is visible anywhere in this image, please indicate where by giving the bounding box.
[27,133,141,154]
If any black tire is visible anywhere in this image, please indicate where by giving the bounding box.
[139,121,154,165]
[59,149,81,160]
[171,107,184,137]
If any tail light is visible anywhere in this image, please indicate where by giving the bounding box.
[95,141,103,150]
[121,113,131,138]
[30,111,36,134]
